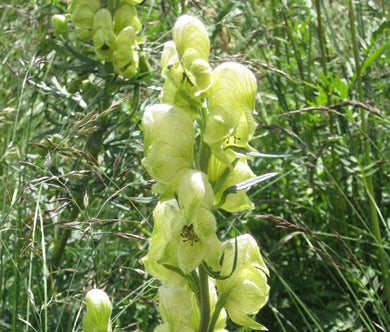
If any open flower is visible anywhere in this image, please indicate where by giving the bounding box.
[69,0,100,40]
[160,15,212,114]
[93,9,116,61]
[144,171,220,276]
[83,289,112,332]
[113,3,141,34]
[113,26,139,78]
[216,234,269,330]
[154,281,227,332]
[203,62,257,165]
[143,199,187,285]
[142,104,194,192]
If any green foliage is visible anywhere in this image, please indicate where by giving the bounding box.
[1,0,390,331]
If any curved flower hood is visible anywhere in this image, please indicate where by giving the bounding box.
[204,62,257,165]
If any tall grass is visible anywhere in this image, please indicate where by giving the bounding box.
[1,0,389,331]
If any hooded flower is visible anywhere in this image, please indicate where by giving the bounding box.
[83,289,112,332]
[216,234,269,330]
[69,0,100,40]
[92,9,116,61]
[142,104,194,190]
[154,281,227,332]
[143,199,186,285]
[113,3,141,34]
[160,15,212,114]
[113,26,139,78]
[144,171,220,276]
[174,169,220,273]
[203,62,257,165]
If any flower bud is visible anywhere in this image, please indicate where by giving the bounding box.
[113,26,139,78]
[83,289,112,332]
[52,14,68,35]
[113,4,141,34]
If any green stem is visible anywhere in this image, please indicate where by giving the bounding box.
[347,0,390,307]
[51,228,73,268]
[197,103,211,331]
[198,264,210,332]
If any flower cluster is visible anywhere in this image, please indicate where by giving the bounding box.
[142,15,269,331]
[52,0,144,78]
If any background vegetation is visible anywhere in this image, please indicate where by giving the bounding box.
[1,0,390,331]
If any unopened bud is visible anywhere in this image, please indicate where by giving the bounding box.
[52,14,68,35]
[83,289,112,332]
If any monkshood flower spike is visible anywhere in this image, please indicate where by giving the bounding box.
[83,289,112,332]
[142,13,270,332]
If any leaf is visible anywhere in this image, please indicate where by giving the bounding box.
[360,40,390,75]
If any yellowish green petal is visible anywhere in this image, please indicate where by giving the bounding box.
[143,200,186,284]
[142,104,194,185]
[177,170,214,220]
[204,62,258,165]
[113,26,139,78]
[209,155,256,212]
[217,234,269,330]
[113,4,141,34]
[158,285,193,330]
[93,8,112,31]
[172,15,210,62]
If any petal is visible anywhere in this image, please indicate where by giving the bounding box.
[161,41,178,70]
[93,8,112,31]
[177,237,205,274]
[219,234,269,276]
[204,62,258,164]
[143,200,185,283]
[177,170,214,220]
[158,285,193,328]
[214,159,256,212]
[93,27,116,61]
[142,104,194,184]
[113,4,141,34]
[173,15,210,62]
[182,57,213,97]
